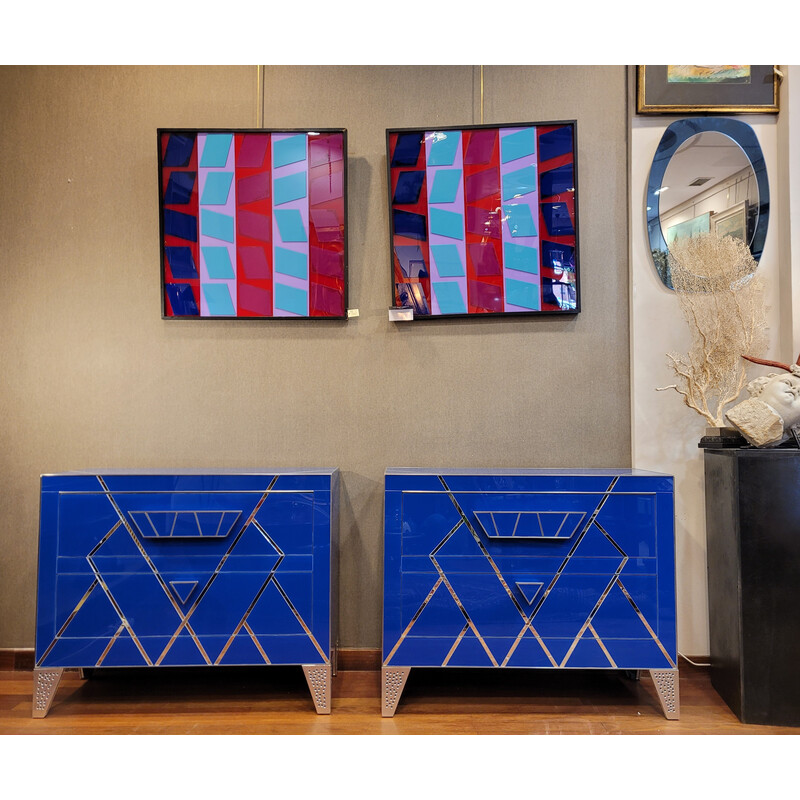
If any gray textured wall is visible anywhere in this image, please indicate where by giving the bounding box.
[0,65,629,649]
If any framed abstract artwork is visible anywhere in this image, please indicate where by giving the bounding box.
[387,120,579,318]
[159,128,347,319]
[637,66,779,114]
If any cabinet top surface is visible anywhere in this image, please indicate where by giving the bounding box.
[41,468,338,477]
[385,467,672,477]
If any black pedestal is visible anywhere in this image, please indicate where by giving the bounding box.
[704,448,800,726]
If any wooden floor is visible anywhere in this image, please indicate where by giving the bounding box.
[1,662,798,734]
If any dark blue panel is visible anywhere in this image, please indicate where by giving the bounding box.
[399,491,463,559]
[164,208,198,242]
[505,632,555,668]
[393,170,425,204]
[541,203,574,237]
[531,572,614,639]
[541,240,575,271]
[391,132,423,167]
[613,475,674,493]
[39,636,115,668]
[445,572,525,637]
[603,637,673,670]
[165,246,198,279]
[218,631,268,665]
[255,634,323,665]
[595,494,657,558]
[189,570,269,636]
[102,572,183,637]
[399,573,465,637]
[393,209,427,241]
[56,493,118,557]
[163,133,196,167]
[439,473,617,494]
[255,493,313,555]
[275,571,315,637]
[101,630,149,667]
[447,631,495,667]
[389,635,456,667]
[538,126,573,163]
[164,171,196,205]
[590,580,654,641]
[564,633,614,668]
[165,283,198,316]
[57,579,121,639]
[159,633,208,666]
[540,164,574,198]
[246,579,309,636]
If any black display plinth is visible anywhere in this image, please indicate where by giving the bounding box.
[704,448,800,726]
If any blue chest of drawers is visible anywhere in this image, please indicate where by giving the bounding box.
[382,468,678,718]
[33,469,338,717]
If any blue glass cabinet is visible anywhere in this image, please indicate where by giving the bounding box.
[34,469,338,717]
[382,468,678,718]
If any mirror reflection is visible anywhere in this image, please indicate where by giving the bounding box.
[646,118,769,289]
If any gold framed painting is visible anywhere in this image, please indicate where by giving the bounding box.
[637,66,779,114]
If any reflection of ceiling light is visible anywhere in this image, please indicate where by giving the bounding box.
[646,206,652,211]
[655,186,669,195]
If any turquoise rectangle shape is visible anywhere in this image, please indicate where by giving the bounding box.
[200,171,233,205]
[273,134,307,168]
[430,244,465,277]
[274,246,308,279]
[201,209,234,243]
[428,169,462,204]
[503,242,538,275]
[201,246,234,279]
[501,128,536,164]
[428,131,460,166]
[274,282,308,315]
[273,171,307,206]
[202,283,235,315]
[432,281,467,314]
[274,209,308,242]
[503,204,537,238]
[505,277,539,310]
[200,134,233,168]
[502,165,537,201]
[429,208,463,240]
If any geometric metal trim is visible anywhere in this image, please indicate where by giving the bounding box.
[650,668,680,719]
[32,667,64,718]
[382,666,410,717]
[302,664,332,714]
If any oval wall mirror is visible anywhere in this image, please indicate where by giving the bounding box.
[646,118,769,289]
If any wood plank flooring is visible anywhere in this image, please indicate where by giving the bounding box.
[1,662,798,734]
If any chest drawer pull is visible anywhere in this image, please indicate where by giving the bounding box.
[474,510,585,540]
[128,510,241,539]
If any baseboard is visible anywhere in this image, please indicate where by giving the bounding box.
[0,647,382,672]
[0,648,34,671]
[337,648,381,671]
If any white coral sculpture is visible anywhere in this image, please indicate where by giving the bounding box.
[658,231,768,427]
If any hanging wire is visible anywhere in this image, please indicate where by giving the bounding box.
[256,65,265,128]
[480,65,484,124]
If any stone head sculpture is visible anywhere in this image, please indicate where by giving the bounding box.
[726,353,800,447]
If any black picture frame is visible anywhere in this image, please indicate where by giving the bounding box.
[386,120,580,319]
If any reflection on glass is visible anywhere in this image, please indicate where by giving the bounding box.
[646,118,769,290]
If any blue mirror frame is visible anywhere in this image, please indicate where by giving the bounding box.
[646,117,769,289]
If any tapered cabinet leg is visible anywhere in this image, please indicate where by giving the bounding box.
[382,666,410,717]
[650,668,680,719]
[32,667,64,718]
[302,664,332,714]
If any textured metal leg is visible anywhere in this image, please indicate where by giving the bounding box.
[650,668,680,719]
[32,667,64,718]
[302,664,332,714]
[382,666,410,717]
